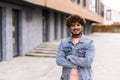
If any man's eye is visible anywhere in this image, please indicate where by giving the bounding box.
[77,24,81,26]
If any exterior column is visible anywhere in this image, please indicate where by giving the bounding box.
[2,7,13,61]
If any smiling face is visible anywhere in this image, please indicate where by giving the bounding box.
[69,21,83,38]
[65,15,86,38]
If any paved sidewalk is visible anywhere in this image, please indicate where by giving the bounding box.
[0,56,61,80]
[0,33,120,80]
[91,33,120,80]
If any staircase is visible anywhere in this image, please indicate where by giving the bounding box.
[25,41,60,58]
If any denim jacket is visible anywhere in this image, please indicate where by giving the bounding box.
[56,35,95,80]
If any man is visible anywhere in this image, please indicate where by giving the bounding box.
[56,14,95,80]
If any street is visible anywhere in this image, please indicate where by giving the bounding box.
[0,33,120,80]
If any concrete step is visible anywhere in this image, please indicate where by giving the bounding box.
[31,50,57,54]
[38,45,58,48]
[26,41,59,58]
[34,47,57,51]
[26,52,56,58]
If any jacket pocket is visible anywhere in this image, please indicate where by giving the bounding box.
[63,46,72,56]
[76,49,86,58]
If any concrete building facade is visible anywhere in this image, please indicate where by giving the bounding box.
[0,0,104,61]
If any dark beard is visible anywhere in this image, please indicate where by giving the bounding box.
[71,31,82,38]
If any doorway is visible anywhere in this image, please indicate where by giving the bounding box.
[54,13,58,40]
[42,10,50,42]
[12,9,20,57]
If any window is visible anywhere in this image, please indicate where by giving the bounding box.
[71,0,76,2]
[106,10,111,20]
[95,0,98,12]
[82,0,86,7]
[71,0,80,4]
[77,0,80,4]
[89,0,97,13]
[100,3,104,17]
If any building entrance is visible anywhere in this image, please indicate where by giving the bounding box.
[12,9,20,57]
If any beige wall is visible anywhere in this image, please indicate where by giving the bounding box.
[24,0,103,23]
[24,0,45,6]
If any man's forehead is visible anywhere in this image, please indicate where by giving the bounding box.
[71,21,81,25]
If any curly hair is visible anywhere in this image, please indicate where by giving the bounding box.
[65,14,86,27]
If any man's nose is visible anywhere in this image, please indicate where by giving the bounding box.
[74,25,78,28]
